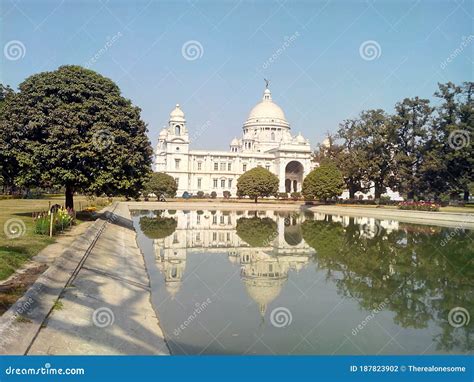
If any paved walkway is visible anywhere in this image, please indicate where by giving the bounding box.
[0,203,168,355]
[309,205,474,229]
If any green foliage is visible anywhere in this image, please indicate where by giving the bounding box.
[223,190,231,199]
[144,172,177,199]
[196,191,204,198]
[236,216,277,247]
[139,216,177,239]
[1,66,153,207]
[277,192,288,199]
[237,166,278,202]
[302,163,345,201]
[290,191,301,200]
[210,191,217,199]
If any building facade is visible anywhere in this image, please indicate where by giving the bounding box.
[154,86,315,197]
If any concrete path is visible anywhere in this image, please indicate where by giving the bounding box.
[308,205,474,229]
[0,203,169,355]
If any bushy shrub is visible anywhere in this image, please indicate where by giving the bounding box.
[398,201,440,212]
[210,191,217,199]
[290,192,301,201]
[223,190,231,199]
[278,192,288,199]
[196,191,205,198]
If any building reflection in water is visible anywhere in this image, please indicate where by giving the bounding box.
[151,209,399,314]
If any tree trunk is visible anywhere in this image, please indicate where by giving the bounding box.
[65,184,74,210]
[349,186,356,199]
[407,191,415,201]
[254,196,258,203]
[374,185,382,200]
[463,190,469,202]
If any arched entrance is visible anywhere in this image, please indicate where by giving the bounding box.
[285,161,304,193]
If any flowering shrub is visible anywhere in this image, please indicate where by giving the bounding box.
[398,201,440,212]
[34,207,75,235]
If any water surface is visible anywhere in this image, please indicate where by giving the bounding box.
[132,208,473,355]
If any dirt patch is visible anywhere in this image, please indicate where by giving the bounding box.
[0,263,48,316]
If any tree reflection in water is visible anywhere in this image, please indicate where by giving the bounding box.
[302,218,473,352]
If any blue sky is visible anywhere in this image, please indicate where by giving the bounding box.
[1,0,472,150]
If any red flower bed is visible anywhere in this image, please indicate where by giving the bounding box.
[398,201,440,212]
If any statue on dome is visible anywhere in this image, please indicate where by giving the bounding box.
[264,78,270,89]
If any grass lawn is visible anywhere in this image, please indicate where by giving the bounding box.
[0,195,110,281]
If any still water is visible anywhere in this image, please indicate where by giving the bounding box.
[132,208,473,355]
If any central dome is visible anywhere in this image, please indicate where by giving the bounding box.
[244,88,289,128]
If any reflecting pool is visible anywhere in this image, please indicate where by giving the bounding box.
[132,209,473,355]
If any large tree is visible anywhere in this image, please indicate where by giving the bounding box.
[237,166,278,203]
[1,66,153,208]
[391,97,434,200]
[302,162,345,201]
[0,84,16,193]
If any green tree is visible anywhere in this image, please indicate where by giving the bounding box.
[236,216,278,247]
[0,84,16,193]
[391,97,434,200]
[144,172,177,199]
[1,65,152,208]
[302,162,345,201]
[237,166,278,203]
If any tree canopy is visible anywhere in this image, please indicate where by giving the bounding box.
[144,172,177,199]
[1,65,153,208]
[302,162,345,201]
[236,216,278,247]
[237,166,278,203]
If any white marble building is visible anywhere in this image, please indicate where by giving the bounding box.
[154,86,315,197]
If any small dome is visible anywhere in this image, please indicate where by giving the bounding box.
[159,129,168,137]
[230,137,239,146]
[170,104,185,121]
[295,132,306,143]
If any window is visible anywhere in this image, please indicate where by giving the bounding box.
[175,159,180,169]
[213,179,218,188]
[212,216,217,225]
[228,179,232,188]
[228,163,231,171]
[227,233,231,241]
[212,232,217,241]
[197,162,202,170]
[214,162,218,171]
[196,215,201,224]
[220,215,224,224]
[197,178,202,189]
[271,132,275,140]
[220,163,226,171]
[196,232,201,241]
[175,178,179,187]
[175,125,181,135]
[221,179,225,188]
[243,164,247,172]
[266,165,270,171]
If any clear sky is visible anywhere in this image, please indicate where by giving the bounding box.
[1,0,472,150]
